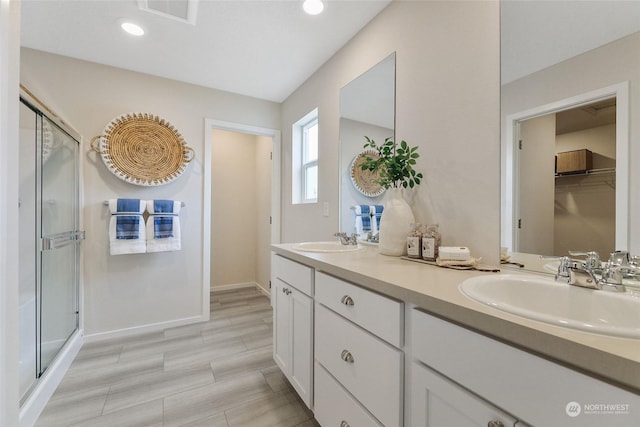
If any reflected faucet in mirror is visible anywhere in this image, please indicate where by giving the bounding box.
[334,232,359,246]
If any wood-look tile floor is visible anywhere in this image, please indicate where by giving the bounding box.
[35,287,319,427]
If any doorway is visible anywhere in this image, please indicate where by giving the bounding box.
[517,99,616,256]
[504,82,629,256]
[204,119,281,296]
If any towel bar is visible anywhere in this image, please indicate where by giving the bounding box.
[103,200,185,207]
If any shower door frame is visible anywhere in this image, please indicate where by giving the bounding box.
[18,87,85,427]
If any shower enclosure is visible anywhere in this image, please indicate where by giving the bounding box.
[18,89,83,408]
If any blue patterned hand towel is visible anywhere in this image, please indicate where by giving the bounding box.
[115,198,142,240]
[360,205,371,231]
[152,199,175,239]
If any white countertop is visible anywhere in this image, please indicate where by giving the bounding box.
[272,243,640,394]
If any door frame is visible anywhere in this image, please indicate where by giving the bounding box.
[202,119,281,310]
[503,81,629,252]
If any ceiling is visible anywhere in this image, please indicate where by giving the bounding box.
[20,0,391,103]
[20,1,640,102]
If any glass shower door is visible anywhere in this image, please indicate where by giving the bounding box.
[38,116,81,375]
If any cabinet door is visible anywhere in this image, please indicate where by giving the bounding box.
[411,363,518,427]
[315,362,383,427]
[272,278,313,408]
[273,278,290,374]
[289,286,313,408]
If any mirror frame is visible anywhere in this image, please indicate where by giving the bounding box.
[502,81,630,261]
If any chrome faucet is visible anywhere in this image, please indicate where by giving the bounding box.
[555,251,625,292]
[334,232,359,245]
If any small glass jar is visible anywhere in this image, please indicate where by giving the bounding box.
[422,224,441,262]
[406,223,423,259]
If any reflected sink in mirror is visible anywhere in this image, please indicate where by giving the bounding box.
[459,274,640,338]
[292,241,364,253]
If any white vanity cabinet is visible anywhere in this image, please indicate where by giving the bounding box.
[410,309,640,427]
[271,255,314,408]
[272,248,640,427]
[314,271,404,427]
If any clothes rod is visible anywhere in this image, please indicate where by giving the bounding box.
[104,200,185,207]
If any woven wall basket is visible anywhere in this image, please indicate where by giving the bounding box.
[90,113,195,186]
[350,150,385,197]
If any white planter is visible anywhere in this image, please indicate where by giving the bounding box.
[378,187,415,256]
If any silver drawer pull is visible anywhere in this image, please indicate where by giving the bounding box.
[340,349,354,363]
[340,421,350,427]
[282,287,291,295]
[340,295,354,306]
[487,420,504,427]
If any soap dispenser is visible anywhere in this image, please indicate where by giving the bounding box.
[422,224,441,262]
[406,223,423,259]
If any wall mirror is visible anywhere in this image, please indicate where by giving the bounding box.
[500,1,640,274]
[338,52,396,238]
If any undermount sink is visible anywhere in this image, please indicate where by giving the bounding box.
[459,274,640,338]
[292,241,363,253]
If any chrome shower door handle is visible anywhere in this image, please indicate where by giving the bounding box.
[42,230,85,250]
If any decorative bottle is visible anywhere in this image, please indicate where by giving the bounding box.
[407,223,423,259]
[422,224,441,262]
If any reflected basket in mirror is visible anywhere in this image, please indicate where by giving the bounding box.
[350,150,385,197]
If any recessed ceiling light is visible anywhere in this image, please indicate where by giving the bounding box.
[121,21,145,36]
[303,0,324,15]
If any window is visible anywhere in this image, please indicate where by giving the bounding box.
[293,109,318,204]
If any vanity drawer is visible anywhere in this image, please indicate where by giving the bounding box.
[314,362,383,427]
[315,303,403,427]
[272,254,313,296]
[315,271,403,347]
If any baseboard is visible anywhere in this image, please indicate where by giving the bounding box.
[83,314,207,343]
[210,282,257,292]
[211,282,270,297]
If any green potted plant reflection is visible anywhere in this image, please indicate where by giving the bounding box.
[359,136,423,189]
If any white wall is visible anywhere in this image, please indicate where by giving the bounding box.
[0,1,21,425]
[212,129,258,288]
[20,48,280,338]
[281,1,501,263]
[211,129,271,292]
[502,31,640,254]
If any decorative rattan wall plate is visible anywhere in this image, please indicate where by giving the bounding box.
[350,150,385,197]
[90,113,194,186]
